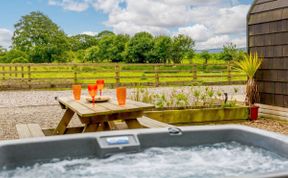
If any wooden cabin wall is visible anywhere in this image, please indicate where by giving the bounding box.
[248,0,288,107]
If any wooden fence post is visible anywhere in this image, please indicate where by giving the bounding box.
[227,62,232,84]
[193,64,197,82]
[21,66,24,80]
[9,66,12,78]
[154,65,160,87]
[115,64,120,87]
[15,66,18,78]
[1,66,4,80]
[28,65,31,89]
[73,64,78,84]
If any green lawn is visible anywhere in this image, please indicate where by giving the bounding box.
[0,61,246,88]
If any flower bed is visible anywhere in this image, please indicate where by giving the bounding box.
[130,86,249,124]
[144,106,249,124]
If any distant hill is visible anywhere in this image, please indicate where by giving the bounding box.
[196,47,247,53]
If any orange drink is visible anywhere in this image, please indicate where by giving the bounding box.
[96,80,105,96]
[72,85,81,100]
[88,84,97,104]
[116,87,126,106]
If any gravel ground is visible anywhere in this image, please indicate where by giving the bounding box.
[0,85,287,140]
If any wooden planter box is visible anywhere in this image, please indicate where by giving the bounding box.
[144,106,250,125]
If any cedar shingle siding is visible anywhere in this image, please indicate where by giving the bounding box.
[248,0,288,107]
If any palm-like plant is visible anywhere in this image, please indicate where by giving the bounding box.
[234,53,263,106]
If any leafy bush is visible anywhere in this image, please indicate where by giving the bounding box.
[130,86,240,109]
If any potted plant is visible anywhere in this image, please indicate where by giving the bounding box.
[234,53,263,120]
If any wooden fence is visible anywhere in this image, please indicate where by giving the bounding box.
[0,63,246,90]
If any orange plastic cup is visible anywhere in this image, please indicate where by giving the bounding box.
[96,80,104,90]
[96,79,105,96]
[72,85,81,100]
[88,84,97,104]
[116,87,126,106]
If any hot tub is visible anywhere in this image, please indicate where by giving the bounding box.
[0,125,288,178]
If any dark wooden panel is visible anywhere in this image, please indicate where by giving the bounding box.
[275,82,286,94]
[264,34,273,45]
[257,81,264,93]
[273,58,287,69]
[248,0,288,108]
[263,93,275,105]
[263,70,278,80]
[255,36,265,46]
[263,81,275,93]
[279,20,288,31]
[265,46,274,57]
[250,9,282,24]
[283,8,288,19]
[260,58,273,69]
[259,47,266,57]
[255,0,276,5]
[260,92,265,102]
[248,26,255,36]
[274,94,284,106]
[277,70,288,81]
[284,95,288,107]
[255,70,263,80]
[249,36,255,47]
[283,45,288,56]
[274,46,283,56]
[285,83,288,95]
[251,33,288,47]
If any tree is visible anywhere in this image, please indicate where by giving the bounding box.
[110,34,130,62]
[186,50,195,64]
[70,34,97,51]
[152,36,172,63]
[200,50,211,65]
[237,50,247,61]
[12,11,69,63]
[0,46,6,55]
[125,32,154,63]
[97,30,115,39]
[84,46,101,63]
[170,34,195,64]
[97,34,115,61]
[0,49,29,63]
[220,43,238,61]
[75,50,86,63]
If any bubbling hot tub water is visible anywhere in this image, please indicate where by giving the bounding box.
[1,141,288,178]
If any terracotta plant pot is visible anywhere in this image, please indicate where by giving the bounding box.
[249,105,259,121]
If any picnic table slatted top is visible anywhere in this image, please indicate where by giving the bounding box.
[58,97,154,117]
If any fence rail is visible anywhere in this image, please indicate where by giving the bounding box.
[0,63,246,90]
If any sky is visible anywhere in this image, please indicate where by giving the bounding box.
[0,0,253,50]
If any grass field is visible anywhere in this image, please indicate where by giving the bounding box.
[0,58,246,89]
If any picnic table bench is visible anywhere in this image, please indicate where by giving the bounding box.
[16,96,174,138]
[53,97,155,135]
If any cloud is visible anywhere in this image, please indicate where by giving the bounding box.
[48,0,90,12]
[111,21,169,35]
[197,35,230,49]
[103,0,250,49]
[211,5,250,34]
[81,31,98,36]
[176,24,212,42]
[48,0,251,49]
[197,35,246,50]
[91,0,121,13]
[0,28,13,49]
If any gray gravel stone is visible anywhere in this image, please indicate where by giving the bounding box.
[0,85,245,140]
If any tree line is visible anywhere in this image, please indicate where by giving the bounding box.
[0,11,245,64]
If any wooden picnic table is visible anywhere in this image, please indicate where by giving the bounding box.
[53,97,154,135]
